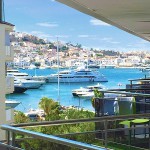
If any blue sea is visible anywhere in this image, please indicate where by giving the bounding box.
[6,68,148,112]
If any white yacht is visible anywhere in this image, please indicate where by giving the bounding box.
[78,91,122,99]
[7,69,47,82]
[72,83,105,97]
[24,109,45,120]
[79,92,94,99]
[47,67,108,83]
[7,70,29,78]
[14,79,44,89]
[72,87,92,97]
[140,67,150,72]
[6,100,20,109]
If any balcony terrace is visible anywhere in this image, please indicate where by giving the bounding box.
[6,76,14,94]
[0,112,150,150]
[5,46,14,62]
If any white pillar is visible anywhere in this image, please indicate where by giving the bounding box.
[0,25,6,140]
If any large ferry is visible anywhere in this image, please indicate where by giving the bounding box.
[46,67,108,83]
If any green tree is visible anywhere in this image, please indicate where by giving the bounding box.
[61,45,69,51]
[91,89,104,108]
[76,43,82,48]
[14,111,29,123]
[39,97,61,121]
[34,62,41,67]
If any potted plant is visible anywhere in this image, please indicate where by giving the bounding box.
[91,89,104,117]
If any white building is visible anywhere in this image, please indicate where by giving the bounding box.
[0,20,15,140]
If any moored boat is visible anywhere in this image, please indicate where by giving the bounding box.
[72,87,92,97]
[7,69,47,82]
[72,83,105,97]
[6,100,20,109]
[47,67,108,83]
[24,109,45,120]
[14,79,44,89]
[13,83,28,93]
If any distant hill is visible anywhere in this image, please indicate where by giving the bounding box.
[10,33,47,45]
[10,32,121,57]
[100,50,120,56]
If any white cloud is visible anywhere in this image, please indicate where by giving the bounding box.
[78,35,89,38]
[101,37,112,41]
[30,31,43,35]
[110,41,120,44]
[55,35,70,38]
[36,22,58,27]
[90,18,111,26]
[99,37,120,44]
[78,35,98,39]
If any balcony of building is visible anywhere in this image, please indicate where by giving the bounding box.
[6,76,14,94]
[0,21,14,31]
[0,112,149,150]
[5,46,14,61]
[0,21,14,62]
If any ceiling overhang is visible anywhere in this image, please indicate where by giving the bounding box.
[56,0,150,42]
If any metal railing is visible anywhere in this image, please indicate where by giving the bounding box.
[1,124,106,150]
[1,113,150,150]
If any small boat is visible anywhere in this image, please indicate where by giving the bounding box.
[72,83,105,97]
[141,67,150,72]
[78,91,122,99]
[88,64,100,69]
[6,100,20,109]
[79,91,94,99]
[86,83,105,90]
[24,109,45,120]
[72,87,91,97]
[99,64,115,69]
[28,64,36,69]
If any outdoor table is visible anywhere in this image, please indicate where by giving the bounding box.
[119,118,150,146]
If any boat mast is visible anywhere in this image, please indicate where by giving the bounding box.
[87,49,89,69]
[57,37,60,103]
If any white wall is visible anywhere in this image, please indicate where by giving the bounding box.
[0,25,7,140]
[0,23,14,140]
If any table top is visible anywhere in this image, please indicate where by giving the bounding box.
[119,119,149,127]
[131,119,149,124]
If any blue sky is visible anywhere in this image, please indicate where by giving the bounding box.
[4,0,150,51]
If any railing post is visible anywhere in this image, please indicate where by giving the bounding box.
[129,124,132,150]
[6,131,10,145]
[148,121,150,149]
[104,120,108,148]
[12,132,16,147]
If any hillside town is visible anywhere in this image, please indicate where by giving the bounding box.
[8,31,150,69]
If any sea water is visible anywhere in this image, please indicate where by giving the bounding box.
[6,68,147,112]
